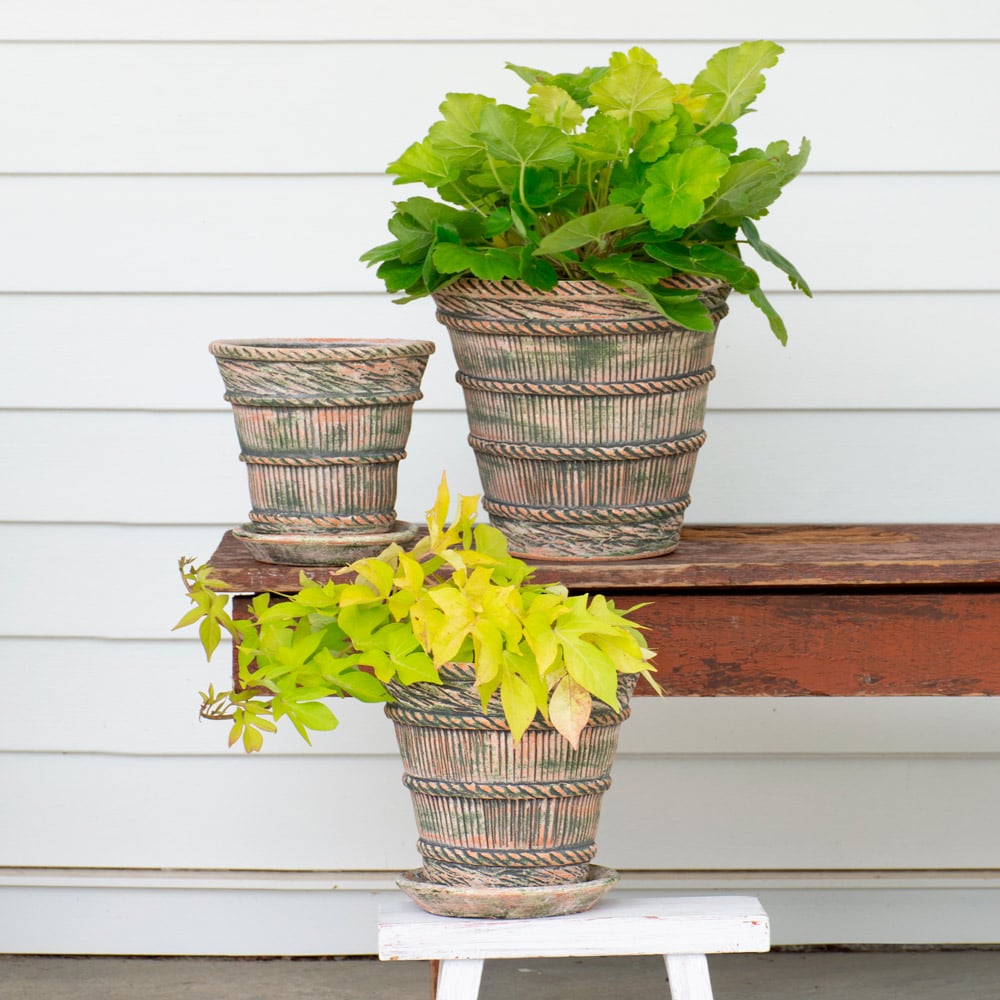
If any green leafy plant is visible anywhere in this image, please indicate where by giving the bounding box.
[361,42,810,344]
[176,478,656,753]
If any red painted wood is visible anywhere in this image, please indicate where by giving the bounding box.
[207,525,1000,697]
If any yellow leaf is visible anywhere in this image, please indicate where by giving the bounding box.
[500,669,539,744]
[548,675,592,749]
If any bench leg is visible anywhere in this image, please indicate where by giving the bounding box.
[664,953,713,1000]
[434,958,485,1000]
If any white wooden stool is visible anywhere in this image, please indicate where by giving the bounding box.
[378,895,770,1000]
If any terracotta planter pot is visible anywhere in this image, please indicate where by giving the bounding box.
[210,338,435,565]
[386,664,635,918]
[432,278,730,561]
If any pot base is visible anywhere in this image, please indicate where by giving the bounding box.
[396,865,619,919]
[233,521,418,566]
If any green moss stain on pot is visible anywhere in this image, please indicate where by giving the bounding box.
[433,278,729,560]
[210,339,434,564]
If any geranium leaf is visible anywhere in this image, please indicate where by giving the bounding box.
[589,46,675,127]
[427,92,495,167]
[432,243,521,281]
[475,104,576,171]
[535,204,644,255]
[388,138,459,188]
[506,61,609,107]
[741,218,811,296]
[691,40,783,128]
[528,84,584,131]
[641,145,730,231]
[702,159,784,225]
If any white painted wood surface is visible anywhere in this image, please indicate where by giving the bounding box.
[378,896,769,959]
[2,3,999,954]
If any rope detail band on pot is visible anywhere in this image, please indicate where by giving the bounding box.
[402,774,612,800]
[483,497,691,525]
[240,450,406,466]
[385,704,631,730]
[223,390,423,408]
[248,510,396,529]
[209,341,436,362]
[467,432,707,462]
[417,840,598,868]
[456,368,715,397]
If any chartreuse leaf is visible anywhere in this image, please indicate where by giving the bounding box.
[691,40,783,129]
[535,204,644,255]
[641,145,730,231]
[501,667,538,743]
[426,93,495,167]
[589,47,675,127]
[548,674,592,748]
[506,61,609,107]
[528,84,584,131]
[388,139,459,188]
[741,218,811,296]
[636,117,680,163]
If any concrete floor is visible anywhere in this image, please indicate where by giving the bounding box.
[3,951,1000,1000]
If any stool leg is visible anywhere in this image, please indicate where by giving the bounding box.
[434,958,485,1000]
[664,953,713,1000]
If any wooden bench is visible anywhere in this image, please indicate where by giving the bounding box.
[378,895,770,1000]
[208,523,1000,697]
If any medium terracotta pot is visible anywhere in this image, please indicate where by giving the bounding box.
[386,663,635,918]
[210,338,435,565]
[432,278,730,561]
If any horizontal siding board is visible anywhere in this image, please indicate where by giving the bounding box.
[0,1,997,41]
[3,292,996,412]
[2,751,998,870]
[4,638,1000,757]
[3,411,997,528]
[2,42,997,173]
[0,175,998,293]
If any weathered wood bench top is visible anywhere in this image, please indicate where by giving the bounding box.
[209,524,1000,698]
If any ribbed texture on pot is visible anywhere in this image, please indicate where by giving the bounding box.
[386,664,634,889]
[432,279,729,560]
[209,339,434,543]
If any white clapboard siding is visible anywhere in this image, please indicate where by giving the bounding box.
[3,293,999,413]
[0,0,995,42]
[2,410,997,527]
[3,5,1000,954]
[2,749,999,872]
[1,175,999,294]
[1,42,996,174]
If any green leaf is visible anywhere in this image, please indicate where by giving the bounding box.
[748,284,789,345]
[641,145,730,231]
[740,218,811,296]
[571,113,632,164]
[589,47,675,127]
[702,159,784,225]
[691,40,783,128]
[636,116,680,163]
[646,242,758,292]
[586,254,674,286]
[475,104,576,171]
[535,204,644,255]
[432,243,521,281]
[518,246,560,290]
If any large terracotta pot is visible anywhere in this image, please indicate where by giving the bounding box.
[210,338,435,565]
[386,663,635,918]
[432,278,730,561]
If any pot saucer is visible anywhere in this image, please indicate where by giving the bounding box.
[396,865,619,919]
[233,520,418,566]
